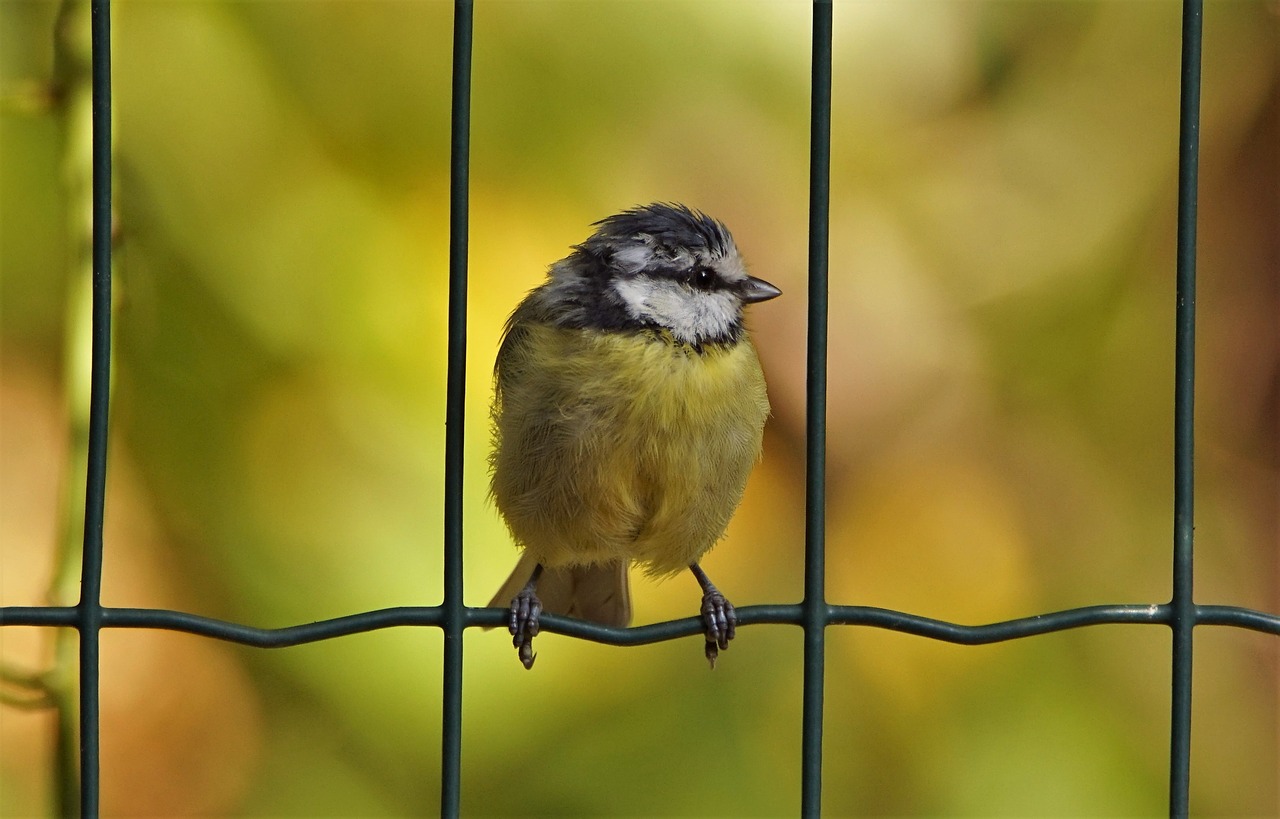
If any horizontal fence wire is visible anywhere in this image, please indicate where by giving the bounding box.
[5,603,1280,649]
[1,0,1279,817]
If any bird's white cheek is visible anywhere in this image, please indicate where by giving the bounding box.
[691,292,740,340]
[611,277,657,321]
[611,278,739,344]
[637,288,738,345]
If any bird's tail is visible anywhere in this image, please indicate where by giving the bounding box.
[488,553,632,628]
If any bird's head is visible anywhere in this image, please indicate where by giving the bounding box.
[539,203,781,347]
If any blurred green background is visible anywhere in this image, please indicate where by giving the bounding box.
[2,0,1277,815]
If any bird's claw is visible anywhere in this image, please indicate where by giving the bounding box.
[700,589,737,669]
[508,587,542,670]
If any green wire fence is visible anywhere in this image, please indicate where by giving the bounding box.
[2,1,1278,817]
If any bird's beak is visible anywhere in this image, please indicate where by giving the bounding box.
[740,276,782,304]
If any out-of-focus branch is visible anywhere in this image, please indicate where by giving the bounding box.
[34,0,113,814]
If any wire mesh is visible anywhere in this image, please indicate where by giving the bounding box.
[2,1,1279,817]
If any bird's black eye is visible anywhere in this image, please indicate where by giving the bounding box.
[688,267,717,290]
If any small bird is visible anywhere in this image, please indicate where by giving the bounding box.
[488,203,780,669]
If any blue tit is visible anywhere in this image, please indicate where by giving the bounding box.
[488,202,780,669]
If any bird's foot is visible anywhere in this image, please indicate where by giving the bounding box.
[690,563,736,669]
[700,588,737,669]
[508,584,542,670]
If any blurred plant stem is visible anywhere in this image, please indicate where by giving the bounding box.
[0,0,93,811]
[48,0,107,814]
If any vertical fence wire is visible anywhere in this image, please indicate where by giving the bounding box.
[801,1,833,816]
[441,1,473,816]
[1168,0,1202,815]
[78,0,114,816]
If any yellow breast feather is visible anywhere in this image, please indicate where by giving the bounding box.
[490,323,769,576]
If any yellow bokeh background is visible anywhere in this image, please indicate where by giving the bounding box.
[2,1,1276,816]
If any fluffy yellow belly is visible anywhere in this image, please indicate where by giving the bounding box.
[490,324,769,576]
